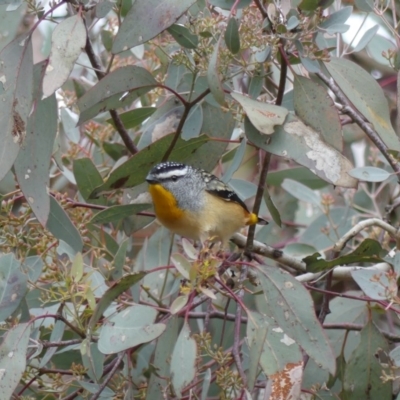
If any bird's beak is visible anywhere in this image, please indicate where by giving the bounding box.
[145,173,158,184]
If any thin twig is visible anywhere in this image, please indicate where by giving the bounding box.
[316,71,400,182]
[89,351,125,400]
[83,19,138,155]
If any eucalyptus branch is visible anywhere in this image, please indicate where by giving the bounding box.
[333,217,400,252]
[83,19,138,155]
[296,262,391,283]
[316,71,400,181]
[232,233,306,272]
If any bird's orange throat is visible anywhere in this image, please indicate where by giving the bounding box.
[148,184,184,224]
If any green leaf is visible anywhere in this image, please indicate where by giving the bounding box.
[77,66,157,124]
[90,133,208,197]
[15,62,57,226]
[281,178,321,207]
[46,196,83,253]
[106,107,156,129]
[0,253,27,321]
[0,323,31,398]
[245,115,357,188]
[87,272,146,334]
[60,107,80,143]
[112,0,197,53]
[294,75,342,151]
[207,38,225,105]
[98,305,166,354]
[343,321,391,399]
[224,18,240,54]
[42,15,87,98]
[90,204,150,224]
[325,57,400,151]
[73,158,106,204]
[299,0,319,11]
[232,92,288,135]
[0,35,33,181]
[303,239,386,272]
[167,24,199,49]
[256,266,336,374]
[171,322,197,397]
[103,141,128,160]
[348,166,391,182]
[111,239,128,280]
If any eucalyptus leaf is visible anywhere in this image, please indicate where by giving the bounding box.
[42,15,86,98]
[231,92,288,134]
[348,166,391,182]
[171,322,197,398]
[113,0,197,53]
[225,18,240,54]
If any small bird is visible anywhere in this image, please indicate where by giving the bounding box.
[146,161,267,244]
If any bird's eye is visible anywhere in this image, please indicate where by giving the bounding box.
[171,175,178,181]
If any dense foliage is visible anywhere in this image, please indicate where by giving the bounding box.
[1,0,400,399]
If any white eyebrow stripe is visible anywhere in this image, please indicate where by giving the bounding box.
[157,166,188,179]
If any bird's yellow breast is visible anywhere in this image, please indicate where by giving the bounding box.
[148,183,184,224]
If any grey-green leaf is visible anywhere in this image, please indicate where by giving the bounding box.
[112,0,197,53]
[90,134,208,196]
[245,114,357,188]
[294,75,342,151]
[207,38,225,105]
[73,158,106,205]
[225,18,240,54]
[171,322,197,398]
[77,66,157,124]
[0,35,33,181]
[348,166,391,182]
[98,305,165,354]
[256,266,336,374]
[0,253,27,321]
[42,15,86,98]
[46,196,83,253]
[343,321,391,399]
[281,178,321,207]
[167,24,199,49]
[0,323,31,398]
[232,92,288,134]
[15,63,57,226]
[90,204,150,224]
[106,107,156,129]
[325,57,400,151]
[353,25,379,53]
